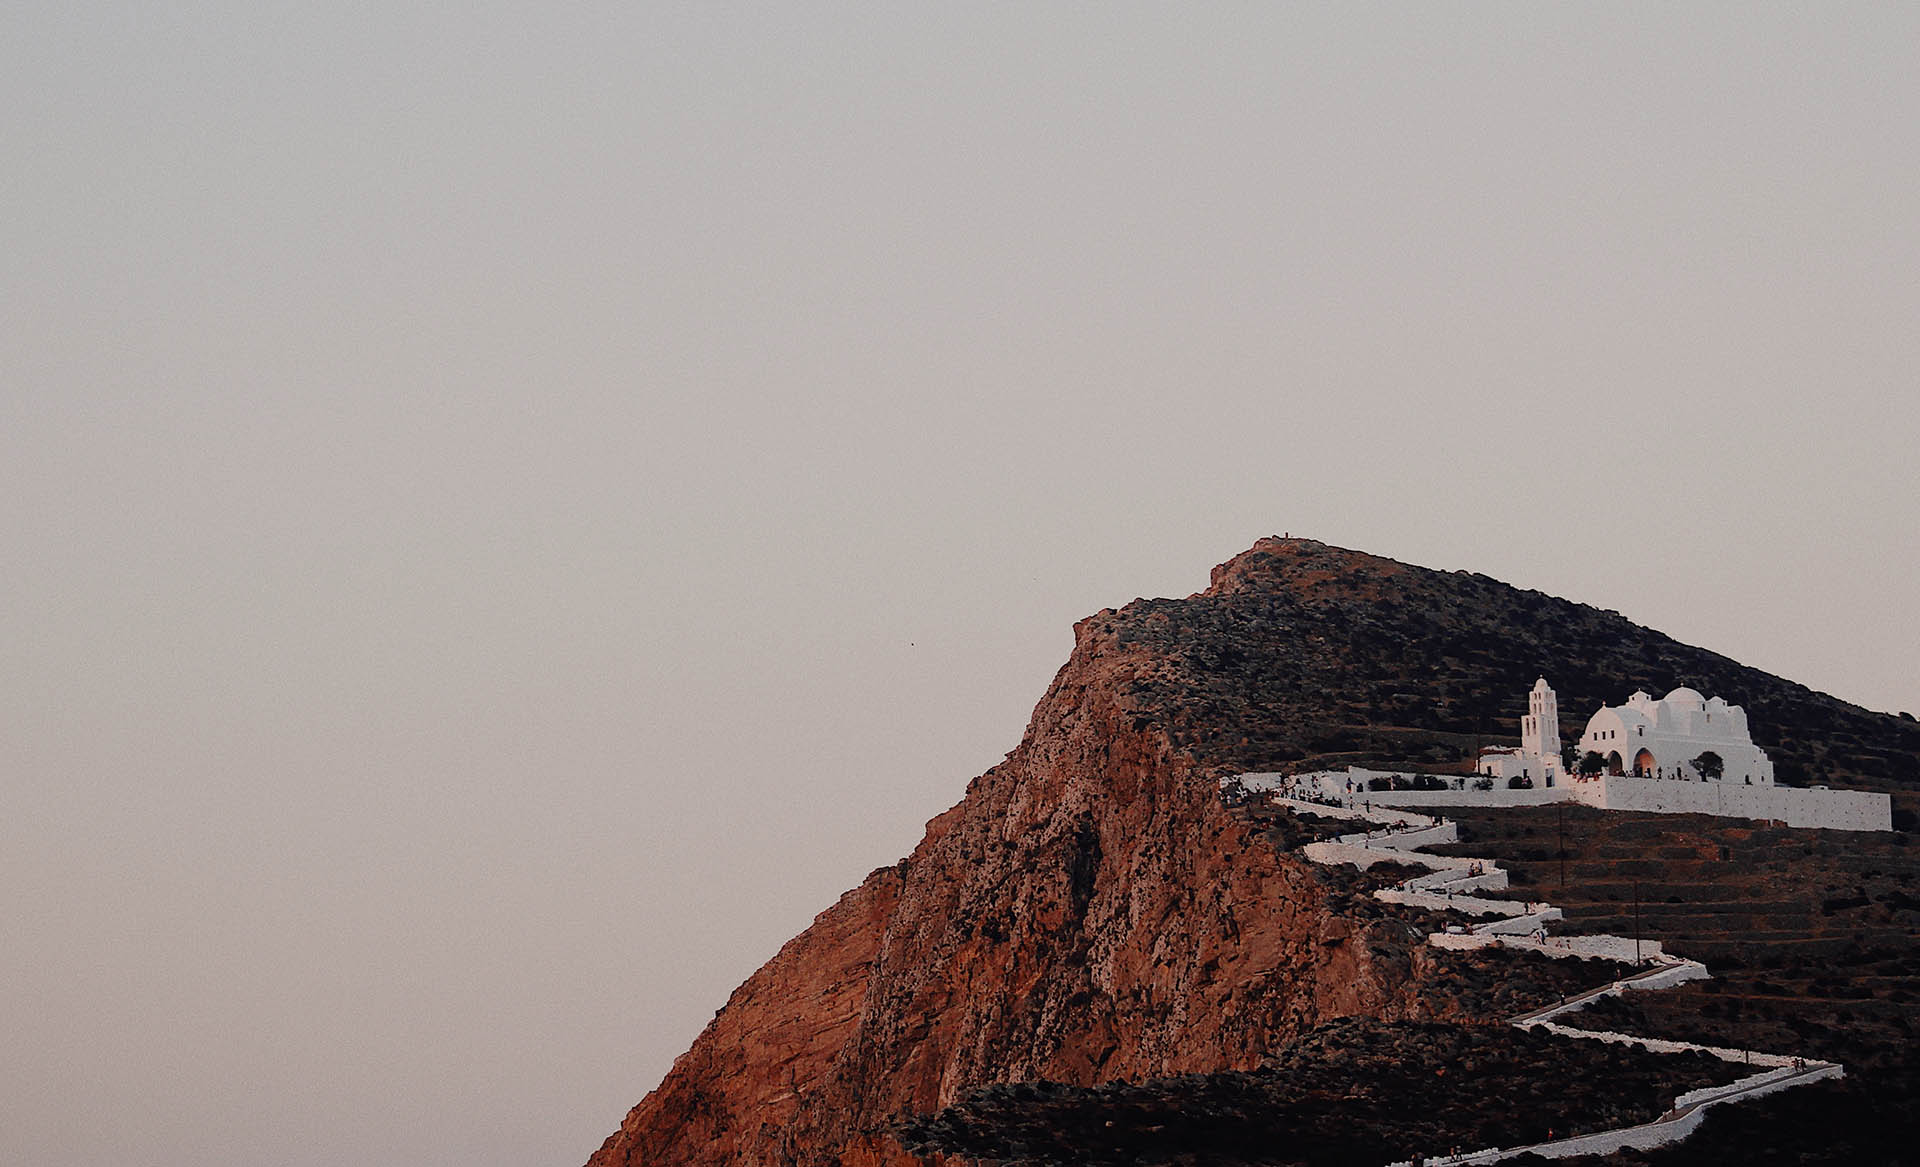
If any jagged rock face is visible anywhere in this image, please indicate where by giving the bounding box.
[592,868,905,1163]
[586,539,1920,1166]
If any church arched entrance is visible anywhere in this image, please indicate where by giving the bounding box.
[1606,751,1624,776]
[1634,748,1656,778]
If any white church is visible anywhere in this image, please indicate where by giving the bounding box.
[1576,686,1774,784]
[1478,679,1777,787]
[1278,676,1893,831]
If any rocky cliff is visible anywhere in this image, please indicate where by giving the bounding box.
[586,538,1920,1166]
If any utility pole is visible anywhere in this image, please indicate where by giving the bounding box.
[1633,881,1644,967]
[1558,802,1567,889]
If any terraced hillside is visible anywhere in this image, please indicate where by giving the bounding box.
[1427,804,1920,1164]
[1431,806,1919,970]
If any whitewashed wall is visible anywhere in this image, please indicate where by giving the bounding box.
[1364,786,1568,809]
[1578,775,1891,831]
[1428,932,1671,964]
[1264,768,1892,831]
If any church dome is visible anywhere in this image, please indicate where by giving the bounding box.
[1663,686,1706,709]
[1585,706,1648,734]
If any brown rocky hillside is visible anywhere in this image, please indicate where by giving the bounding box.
[586,538,1920,1166]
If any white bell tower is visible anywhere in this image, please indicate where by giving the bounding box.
[1522,677,1560,781]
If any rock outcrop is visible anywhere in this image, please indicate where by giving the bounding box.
[586,538,1920,1166]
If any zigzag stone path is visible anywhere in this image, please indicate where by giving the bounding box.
[1250,785,1843,1165]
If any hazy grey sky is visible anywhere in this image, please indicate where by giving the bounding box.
[5,6,1917,1165]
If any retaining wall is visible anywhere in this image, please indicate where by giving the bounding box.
[1376,890,1534,917]
[1473,907,1563,935]
[1302,841,1407,870]
[1286,768,1566,807]
[1363,786,1568,809]
[1429,932,1670,963]
[1528,1021,1789,1064]
[1340,823,1458,850]
[1397,1062,1842,1166]
[1619,960,1711,993]
[1572,774,1891,832]
[1407,867,1508,893]
[1267,796,1436,829]
[1242,769,1891,832]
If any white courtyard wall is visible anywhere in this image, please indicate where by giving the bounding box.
[1590,775,1891,831]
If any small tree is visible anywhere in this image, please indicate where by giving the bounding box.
[1692,751,1725,782]
[1579,750,1606,777]
[1562,742,1578,771]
